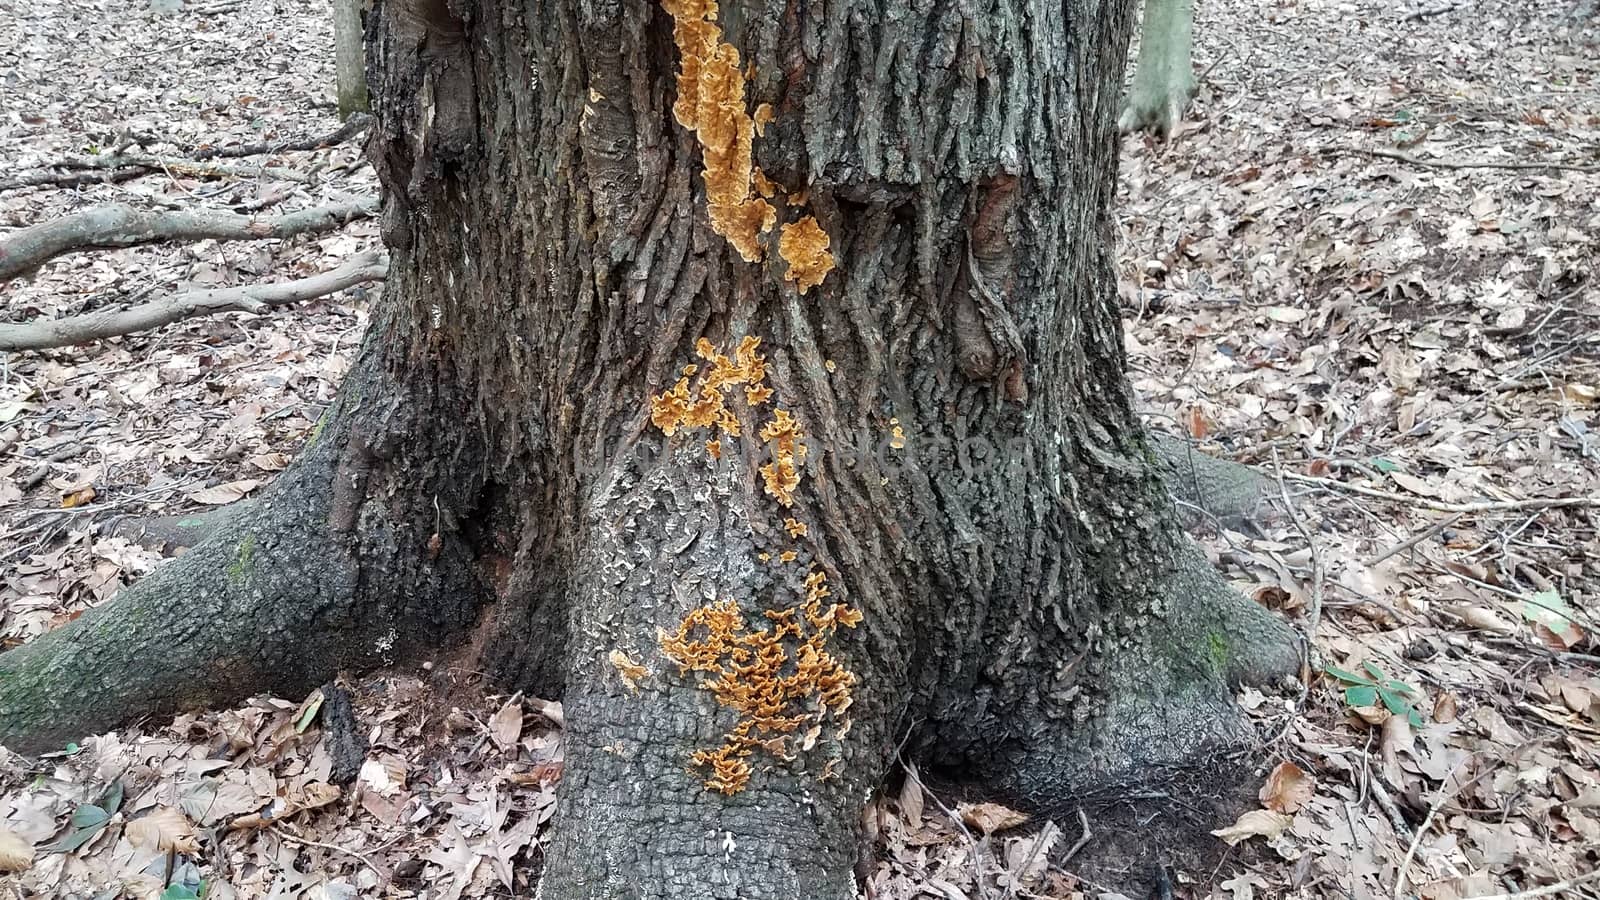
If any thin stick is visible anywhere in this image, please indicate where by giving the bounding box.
[271,824,383,876]
[1272,450,1326,654]
[1393,756,1473,900]
[1364,513,1464,566]
[1465,868,1600,900]
[1350,146,1600,173]
[1282,473,1599,514]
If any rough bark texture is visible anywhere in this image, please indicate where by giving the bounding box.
[1120,0,1197,137]
[0,0,1296,895]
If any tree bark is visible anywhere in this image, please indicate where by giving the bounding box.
[0,0,1296,895]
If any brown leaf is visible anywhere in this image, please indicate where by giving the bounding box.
[1452,605,1516,635]
[0,828,33,872]
[958,801,1029,834]
[1434,691,1460,724]
[186,478,261,505]
[1210,809,1293,846]
[899,766,926,827]
[1259,761,1315,813]
[60,486,96,508]
[125,806,200,854]
[489,694,524,751]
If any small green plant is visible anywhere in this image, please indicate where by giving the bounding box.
[46,779,122,853]
[161,883,204,900]
[1325,661,1426,727]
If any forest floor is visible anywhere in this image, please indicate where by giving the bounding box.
[1,0,1598,898]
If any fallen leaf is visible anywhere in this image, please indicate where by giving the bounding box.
[958,801,1029,834]
[1259,761,1315,813]
[0,828,33,872]
[1453,605,1516,635]
[1211,809,1294,846]
[60,486,96,508]
[489,695,524,751]
[186,479,261,505]
[126,806,200,854]
[899,766,926,827]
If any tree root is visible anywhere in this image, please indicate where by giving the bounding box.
[0,346,490,754]
[1150,432,1272,529]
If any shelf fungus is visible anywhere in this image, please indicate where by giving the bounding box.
[778,216,835,294]
[658,568,859,794]
[661,0,775,262]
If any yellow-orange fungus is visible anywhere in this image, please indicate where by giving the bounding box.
[662,0,775,262]
[784,517,808,538]
[650,336,768,443]
[758,408,806,506]
[779,216,835,293]
[658,568,860,794]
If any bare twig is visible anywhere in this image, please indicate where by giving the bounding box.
[1464,868,1600,900]
[1393,756,1474,900]
[1272,449,1326,656]
[1404,2,1459,21]
[1347,146,1600,173]
[1281,473,1600,514]
[1363,513,1464,566]
[0,199,378,281]
[188,113,371,161]
[0,251,388,352]
[270,824,383,876]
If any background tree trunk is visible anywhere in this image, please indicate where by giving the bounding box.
[1120,0,1198,137]
[332,0,369,118]
[0,0,1296,894]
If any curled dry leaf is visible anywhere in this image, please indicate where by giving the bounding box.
[1451,605,1516,635]
[1211,809,1294,846]
[489,694,524,750]
[186,478,261,505]
[898,764,926,828]
[228,782,340,831]
[0,828,33,872]
[1259,761,1316,813]
[957,801,1029,834]
[125,806,200,854]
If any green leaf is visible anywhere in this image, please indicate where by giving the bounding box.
[1324,665,1374,686]
[70,804,109,829]
[1345,685,1379,708]
[97,779,124,815]
[1521,590,1580,639]
[161,885,202,900]
[1378,688,1414,718]
[294,692,325,734]
[1369,457,1401,473]
[1361,660,1386,681]
[45,822,106,854]
[1408,708,1425,727]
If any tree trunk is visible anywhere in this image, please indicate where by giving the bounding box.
[1120,0,1198,137]
[0,0,1296,895]
[333,0,369,118]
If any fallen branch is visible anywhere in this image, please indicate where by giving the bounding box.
[1404,2,1459,21]
[0,251,388,352]
[187,113,371,161]
[1347,146,1600,174]
[0,199,378,281]
[0,116,370,193]
[0,155,313,193]
[1282,472,1600,514]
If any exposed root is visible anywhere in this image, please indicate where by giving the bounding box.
[0,342,490,755]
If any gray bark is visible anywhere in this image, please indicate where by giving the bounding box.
[1120,0,1199,137]
[333,0,370,118]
